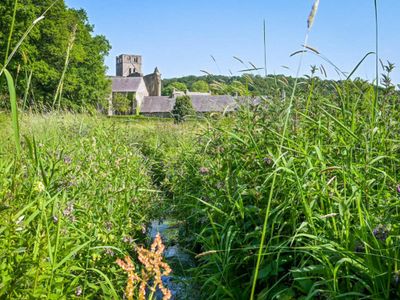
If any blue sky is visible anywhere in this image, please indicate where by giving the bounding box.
[65,0,400,83]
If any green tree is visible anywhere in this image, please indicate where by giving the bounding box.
[0,0,111,110]
[162,81,187,96]
[191,80,209,93]
[171,95,194,123]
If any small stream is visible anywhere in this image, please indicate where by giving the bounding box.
[149,219,199,299]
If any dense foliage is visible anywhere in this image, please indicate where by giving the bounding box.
[0,114,167,298]
[0,0,111,110]
[139,74,400,298]
[162,81,188,97]
[162,72,400,99]
[171,95,194,123]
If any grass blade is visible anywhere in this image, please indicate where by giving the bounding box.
[3,69,20,156]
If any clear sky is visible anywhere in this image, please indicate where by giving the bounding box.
[64,0,400,83]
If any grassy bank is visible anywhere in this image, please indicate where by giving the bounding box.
[0,114,169,298]
[133,81,400,299]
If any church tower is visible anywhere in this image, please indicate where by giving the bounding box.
[116,54,143,77]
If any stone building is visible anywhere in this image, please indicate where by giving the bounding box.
[108,54,257,116]
[109,54,161,115]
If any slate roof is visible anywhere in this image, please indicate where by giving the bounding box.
[141,96,174,113]
[140,95,245,114]
[139,94,265,114]
[191,95,237,112]
[110,76,142,92]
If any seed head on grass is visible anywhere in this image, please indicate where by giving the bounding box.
[307,0,320,30]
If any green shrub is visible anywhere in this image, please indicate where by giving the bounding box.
[112,93,131,115]
[171,95,194,123]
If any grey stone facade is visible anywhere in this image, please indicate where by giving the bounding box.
[116,54,143,77]
[109,54,162,115]
[108,53,260,117]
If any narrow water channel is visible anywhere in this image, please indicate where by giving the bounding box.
[149,219,199,299]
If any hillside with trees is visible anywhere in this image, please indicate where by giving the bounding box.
[162,71,400,100]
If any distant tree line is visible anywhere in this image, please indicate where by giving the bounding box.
[162,70,400,100]
[0,0,111,110]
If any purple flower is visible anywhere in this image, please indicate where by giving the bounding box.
[397,184,400,195]
[64,156,72,165]
[263,157,273,166]
[105,248,115,257]
[63,202,74,217]
[373,224,389,242]
[199,167,209,175]
[104,221,113,231]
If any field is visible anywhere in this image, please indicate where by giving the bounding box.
[2,77,400,299]
[2,0,400,299]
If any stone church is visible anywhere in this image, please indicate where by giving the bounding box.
[108,54,251,116]
[108,54,162,115]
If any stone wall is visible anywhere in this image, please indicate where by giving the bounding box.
[144,71,162,97]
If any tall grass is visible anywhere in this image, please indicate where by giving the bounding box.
[0,115,165,298]
[251,1,320,298]
[2,0,399,298]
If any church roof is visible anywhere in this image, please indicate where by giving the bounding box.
[141,95,244,114]
[141,96,174,113]
[110,76,143,92]
[191,95,237,112]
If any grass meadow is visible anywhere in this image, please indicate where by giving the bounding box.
[3,77,400,299]
[3,0,400,299]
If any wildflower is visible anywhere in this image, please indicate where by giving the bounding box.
[199,167,209,175]
[263,157,273,166]
[216,146,225,154]
[373,224,389,242]
[63,156,72,164]
[63,202,74,217]
[105,221,113,231]
[122,236,134,244]
[33,181,45,193]
[105,248,115,257]
[397,184,400,195]
[75,286,83,296]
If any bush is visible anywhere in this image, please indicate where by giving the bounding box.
[171,95,194,123]
[112,93,131,115]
